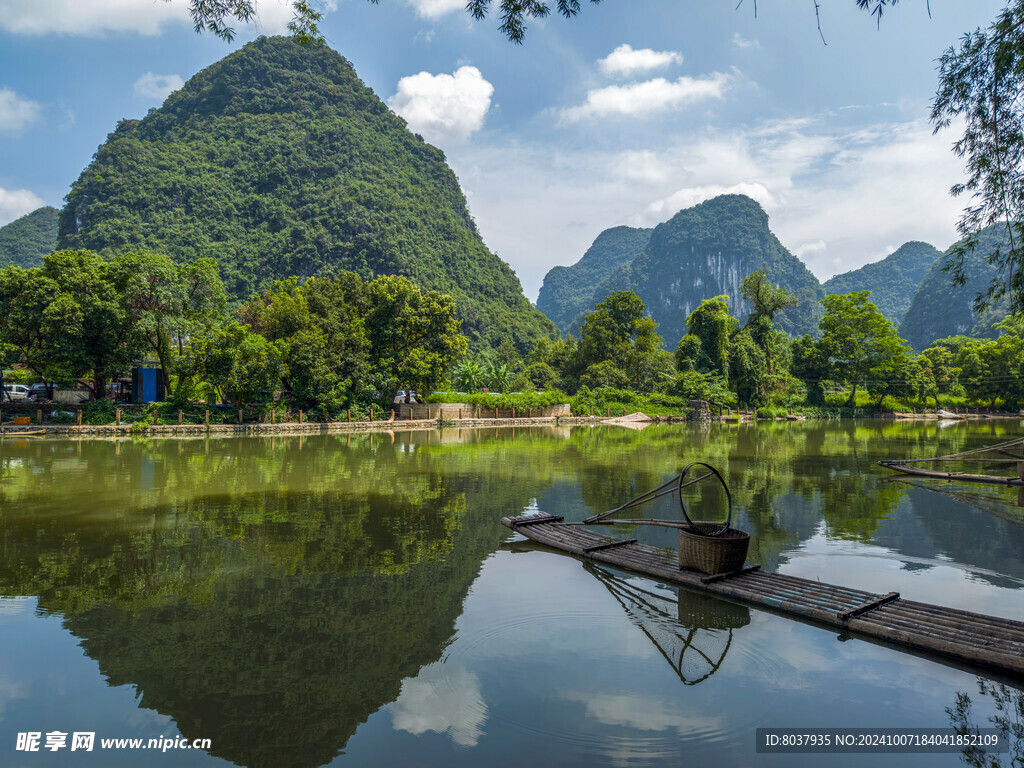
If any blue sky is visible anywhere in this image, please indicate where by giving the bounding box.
[0,0,1010,301]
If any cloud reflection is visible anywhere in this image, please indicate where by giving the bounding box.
[390,662,487,747]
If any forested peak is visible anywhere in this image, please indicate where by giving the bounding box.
[822,240,941,328]
[665,194,768,226]
[150,36,378,124]
[0,206,60,269]
[899,223,1012,350]
[57,36,552,350]
[578,226,652,265]
[647,194,772,252]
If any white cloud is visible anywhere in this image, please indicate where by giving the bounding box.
[0,187,46,226]
[407,0,465,18]
[732,32,759,49]
[390,662,487,747]
[645,182,776,220]
[609,150,678,185]
[388,66,494,144]
[794,240,827,259]
[133,73,185,102]
[597,44,683,78]
[561,72,732,121]
[0,0,189,36]
[0,0,295,36]
[0,88,42,134]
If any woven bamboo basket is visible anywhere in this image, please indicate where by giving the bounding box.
[677,522,750,575]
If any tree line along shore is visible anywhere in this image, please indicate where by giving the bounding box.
[3,251,1024,427]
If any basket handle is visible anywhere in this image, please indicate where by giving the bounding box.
[677,461,732,537]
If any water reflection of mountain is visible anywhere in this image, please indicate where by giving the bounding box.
[872,487,1024,587]
[0,437,534,768]
[586,565,749,685]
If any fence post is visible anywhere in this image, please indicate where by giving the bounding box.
[77,410,82,426]
[299,410,303,424]
[590,406,594,417]
[512,407,516,419]
[494,407,498,419]
[178,410,183,426]
[238,409,243,424]
[115,409,121,426]
[323,408,328,423]
[347,409,351,422]
[370,406,374,421]
[204,410,209,427]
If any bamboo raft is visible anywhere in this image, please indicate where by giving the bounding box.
[501,514,1024,678]
[879,437,1024,487]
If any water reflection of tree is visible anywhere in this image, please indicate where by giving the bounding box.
[586,564,749,685]
[0,433,547,768]
[947,678,1023,768]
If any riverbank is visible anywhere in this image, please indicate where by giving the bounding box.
[1,409,1021,437]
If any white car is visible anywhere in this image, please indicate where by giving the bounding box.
[3,384,30,401]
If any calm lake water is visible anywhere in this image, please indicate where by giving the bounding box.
[1,420,1022,767]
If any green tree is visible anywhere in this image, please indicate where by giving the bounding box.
[790,333,826,405]
[180,322,284,407]
[576,291,669,391]
[579,360,629,390]
[931,0,1024,316]
[919,345,962,407]
[0,266,68,385]
[818,291,913,406]
[364,274,467,398]
[666,369,732,409]
[0,251,144,399]
[740,268,797,381]
[680,296,735,381]
[524,361,558,390]
[729,331,768,408]
[109,252,227,395]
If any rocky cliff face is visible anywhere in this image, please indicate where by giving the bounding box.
[580,195,823,348]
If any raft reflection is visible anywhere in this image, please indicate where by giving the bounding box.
[585,564,749,685]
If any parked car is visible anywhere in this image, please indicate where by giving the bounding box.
[393,390,421,404]
[3,384,31,401]
[27,383,52,401]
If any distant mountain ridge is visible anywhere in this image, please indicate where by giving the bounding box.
[541,195,824,348]
[899,224,1013,350]
[536,225,651,333]
[57,36,553,349]
[823,241,942,328]
[0,207,59,269]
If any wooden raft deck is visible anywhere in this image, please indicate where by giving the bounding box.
[501,514,1024,679]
